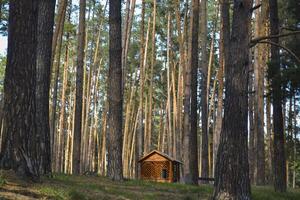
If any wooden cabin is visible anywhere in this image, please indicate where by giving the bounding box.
[138,150,182,183]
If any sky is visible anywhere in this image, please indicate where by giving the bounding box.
[0,36,7,56]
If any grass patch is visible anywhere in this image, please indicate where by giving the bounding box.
[0,171,6,186]
[68,189,88,200]
[252,186,300,200]
[1,171,300,200]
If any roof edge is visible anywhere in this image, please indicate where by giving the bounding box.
[138,150,183,164]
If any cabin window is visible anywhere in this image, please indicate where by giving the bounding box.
[161,169,168,179]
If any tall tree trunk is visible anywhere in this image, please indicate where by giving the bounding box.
[107,0,123,181]
[35,0,56,175]
[183,0,199,185]
[166,12,172,156]
[50,1,68,171]
[213,1,229,177]
[122,0,136,89]
[146,0,157,154]
[0,0,51,180]
[57,38,70,173]
[136,0,145,179]
[292,95,297,189]
[249,57,255,184]
[266,83,273,184]
[50,0,68,155]
[73,0,86,175]
[213,0,252,199]
[200,0,209,181]
[269,0,287,192]
[175,0,186,164]
[254,0,268,185]
[51,0,68,69]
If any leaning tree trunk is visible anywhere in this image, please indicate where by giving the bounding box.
[73,0,86,175]
[269,0,287,193]
[107,0,123,181]
[50,0,68,158]
[136,0,145,179]
[183,0,199,185]
[35,0,56,175]
[0,0,53,180]
[213,0,252,199]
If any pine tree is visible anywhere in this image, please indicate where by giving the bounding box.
[107,0,123,181]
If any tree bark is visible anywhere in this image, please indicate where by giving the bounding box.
[269,0,287,193]
[136,0,145,179]
[200,0,209,181]
[146,0,157,154]
[253,0,268,185]
[51,0,68,70]
[213,0,252,199]
[57,38,70,173]
[107,0,123,181]
[292,95,297,189]
[266,83,273,184]
[50,1,68,170]
[0,0,53,180]
[73,0,86,175]
[183,0,199,185]
[249,55,255,184]
[35,0,56,175]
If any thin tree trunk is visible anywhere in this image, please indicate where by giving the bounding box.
[207,29,216,176]
[172,63,178,159]
[167,12,172,156]
[183,0,199,185]
[51,0,68,70]
[73,0,86,175]
[200,0,209,181]
[57,38,70,173]
[266,83,273,184]
[213,1,228,178]
[292,95,297,188]
[122,85,135,177]
[136,0,146,179]
[249,59,255,184]
[122,0,136,89]
[175,0,186,164]
[89,60,102,172]
[142,17,151,155]
[146,0,157,154]
[50,1,68,171]
[269,0,287,192]
[254,0,268,185]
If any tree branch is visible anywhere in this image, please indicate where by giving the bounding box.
[250,4,261,13]
[255,40,300,64]
[250,30,300,47]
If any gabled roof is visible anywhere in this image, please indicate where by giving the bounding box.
[138,150,183,164]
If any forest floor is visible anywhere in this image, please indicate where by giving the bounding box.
[0,170,299,200]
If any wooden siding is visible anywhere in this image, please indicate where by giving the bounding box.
[139,151,181,183]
